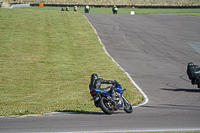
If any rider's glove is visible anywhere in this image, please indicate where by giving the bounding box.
[112,80,117,87]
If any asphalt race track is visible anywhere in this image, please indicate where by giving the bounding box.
[1,14,200,132]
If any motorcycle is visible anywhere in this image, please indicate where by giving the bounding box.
[85,9,89,13]
[187,62,200,88]
[90,81,133,114]
[61,7,65,11]
[113,10,117,14]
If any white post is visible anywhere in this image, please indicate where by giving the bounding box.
[130,11,135,15]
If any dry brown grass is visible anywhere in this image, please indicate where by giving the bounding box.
[3,0,200,6]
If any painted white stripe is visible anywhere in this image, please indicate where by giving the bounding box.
[83,15,149,107]
[31,128,200,133]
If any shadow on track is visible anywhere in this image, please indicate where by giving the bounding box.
[58,110,128,115]
[161,88,200,93]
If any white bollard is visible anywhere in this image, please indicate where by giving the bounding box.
[130,11,135,15]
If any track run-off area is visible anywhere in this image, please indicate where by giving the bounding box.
[0,13,200,132]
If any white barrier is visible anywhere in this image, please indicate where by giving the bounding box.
[130,11,135,15]
[2,3,30,8]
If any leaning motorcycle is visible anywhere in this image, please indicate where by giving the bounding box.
[90,81,133,114]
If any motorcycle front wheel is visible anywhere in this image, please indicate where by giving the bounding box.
[99,97,114,114]
[123,96,133,113]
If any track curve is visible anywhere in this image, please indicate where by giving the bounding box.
[0,14,200,132]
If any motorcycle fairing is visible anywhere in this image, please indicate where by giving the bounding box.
[116,83,123,94]
[90,89,110,96]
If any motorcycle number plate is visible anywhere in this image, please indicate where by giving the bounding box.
[95,97,99,102]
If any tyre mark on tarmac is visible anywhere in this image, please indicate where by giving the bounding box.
[119,15,198,65]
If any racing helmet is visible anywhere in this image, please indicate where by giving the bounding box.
[91,73,98,80]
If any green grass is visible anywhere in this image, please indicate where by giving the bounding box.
[0,7,143,116]
[57,6,200,14]
[125,8,200,15]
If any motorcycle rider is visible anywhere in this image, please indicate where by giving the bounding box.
[89,73,117,100]
[85,5,90,13]
[66,6,69,11]
[112,5,118,14]
[74,6,78,11]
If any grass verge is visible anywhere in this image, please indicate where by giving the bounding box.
[53,6,200,14]
[0,7,143,116]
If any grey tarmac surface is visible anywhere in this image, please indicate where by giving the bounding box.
[0,14,200,132]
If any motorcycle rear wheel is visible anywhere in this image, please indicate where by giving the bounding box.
[99,97,114,114]
[198,79,200,88]
[123,97,133,113]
